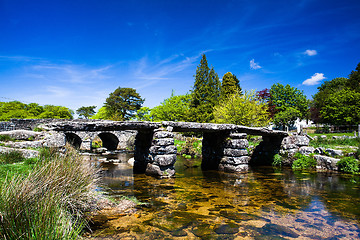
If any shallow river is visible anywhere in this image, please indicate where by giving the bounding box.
[89,153,360,239]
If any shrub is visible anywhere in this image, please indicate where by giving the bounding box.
[178,137,202,158]
[0,151,25,164]
[337,157,360,174]
[292,153,317,170]
[272,153,282,167]
[0,135,14,142]
[0,145,98,239]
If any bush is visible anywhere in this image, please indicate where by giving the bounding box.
[0,151,25,164]
[0,145,98,239]
[337,157,360,174]
[272,154,282,167]
[292,153,317,170]
[0,135,14,142]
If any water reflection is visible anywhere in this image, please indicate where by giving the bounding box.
[88,153,360,239]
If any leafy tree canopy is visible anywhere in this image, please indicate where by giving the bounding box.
[0,101,73,121]
[91,106,110,120]
[269,83,308,128]
[311,62,360,125]
[76,106,96,119]
[213,90,270,127]
[104,87,144,121]
[273,107,301,129]
[150,92,191,122]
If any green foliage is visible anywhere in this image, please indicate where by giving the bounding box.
[320,89,360,125]
[0,146,98,239]
[91,106,110,120]
[311,63,360,125]
[269,83,308,128]
[309,135,360,148]
[0,101,73,120]
[76,105,96,119]
[105,87,144,120]
[189,54,220,123]
[175,138,202,158]
[220,72,241,100]
[0,151,25,165]
[135,107,152,121]
[150,92,191,122]
[337,157,360,174]
[292,153,317,170]
[213,90,271,127]
[272,154,282,167]
[0,135,15,142]
[273,107,301,129]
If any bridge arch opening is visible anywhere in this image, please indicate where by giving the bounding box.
[97,132,119,151]
[65,133,82,149]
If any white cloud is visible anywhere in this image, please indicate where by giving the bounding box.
[303,73,326,85]
[250,59,262,70]
[303,49,317,56]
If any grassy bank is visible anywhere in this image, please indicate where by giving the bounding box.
[0,146,98,239]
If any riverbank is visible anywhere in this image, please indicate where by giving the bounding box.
[0,145,99,239]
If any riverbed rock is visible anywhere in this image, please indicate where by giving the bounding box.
[314,154,339,171]
[314,147,325,155]
[4,140,44,149]
[42,132,65,148]
[299,146,315,155]
[0,130,41,140]
[325,148,343,157]
[0,146,39,158]
[154,154,177,166]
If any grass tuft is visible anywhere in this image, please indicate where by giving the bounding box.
[0,144,98,239]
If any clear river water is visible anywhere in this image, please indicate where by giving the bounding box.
[87,153,360,239]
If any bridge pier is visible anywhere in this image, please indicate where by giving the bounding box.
[134,128,177,178]
[218,133,250,172]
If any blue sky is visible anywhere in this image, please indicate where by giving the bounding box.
[1,0,360,113]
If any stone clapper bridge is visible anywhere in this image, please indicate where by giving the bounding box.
[44,120,288,178]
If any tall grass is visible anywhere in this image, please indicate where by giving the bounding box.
[0,150,25,164]
[0,145,98,239]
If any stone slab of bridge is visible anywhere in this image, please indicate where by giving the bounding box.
[43,120,288,178]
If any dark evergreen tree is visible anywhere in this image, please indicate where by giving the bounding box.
[105,87,144,120]
[189,54,220,123]
[220,72,241,100]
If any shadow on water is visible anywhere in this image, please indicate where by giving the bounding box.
[87,153,360,239]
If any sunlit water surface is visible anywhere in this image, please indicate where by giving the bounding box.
[87,153,360,239]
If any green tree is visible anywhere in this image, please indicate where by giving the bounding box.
[269,83,308,128]
[189,54,220,123]
[320,89,360,125]
[273,107,301,129]
[91,106,110,120]
[213,90,270,127]
[0,101,73,120]
[135,107,152,121]
[347,62,360,92]
[150,92,191,122]
[76,106,96,119]
[220,72,241,100]
[39,105,74,119]
[310,77,348,123]
[104,87,144,120]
